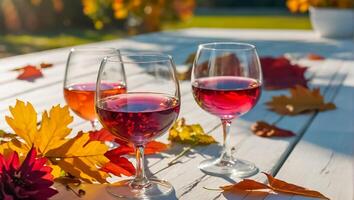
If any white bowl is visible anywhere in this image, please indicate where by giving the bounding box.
[310,7,354,38]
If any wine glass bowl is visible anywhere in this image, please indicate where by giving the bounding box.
[63,47,126,129]
[96,53,180,198]
[192,42,262,177]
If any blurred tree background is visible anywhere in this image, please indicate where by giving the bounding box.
[0,0,310,57]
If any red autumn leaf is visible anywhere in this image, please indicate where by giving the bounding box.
[220,172,329,199]
[16,65,43,82]
[307,53,325,60]
[88,128,116,142]
[260,56,308,90]
[101,156,135,177]
[251,121,295,137]
[220,179,270,192]
[106,137,169,156]
[40,62,54,69]
[263,172,329,199]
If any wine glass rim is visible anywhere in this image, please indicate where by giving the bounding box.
[70,47,117,53]
[199,42,256,51]
[104,53,173,64]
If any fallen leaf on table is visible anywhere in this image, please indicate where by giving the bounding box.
[307,53,325,60]
[88,128,116,142]
[260,56,308,90]
[168,118,216,145]
[251,121,295,137]
[40,62,54,68]
[16,65,43,82]
[3,100,133,183]
[264,172,329,199]
[266,85,336,115]
[220,179,270,191]
[220,172,329,199]
[105,137,169,156]
[101,156,136,177]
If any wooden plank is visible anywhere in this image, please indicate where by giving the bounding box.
[274,61,354,200]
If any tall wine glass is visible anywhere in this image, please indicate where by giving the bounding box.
[63,47,126,130]
[96,53,181,198]
[191,42,262,177]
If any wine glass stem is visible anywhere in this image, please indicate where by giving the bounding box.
[131,145,150,189]
[90,120,99,131]
[220,119,233,162]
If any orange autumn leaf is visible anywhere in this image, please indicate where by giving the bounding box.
[263,172,330,199]
[40,62,54,69]
[307,53,325,60]
[220,172,329,199]
[106,138,169,156]
[266,85,336,115]
[17,65,43,82]
[251,121,295,137]
[220,179,269,192]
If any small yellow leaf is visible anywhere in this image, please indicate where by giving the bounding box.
[169,118,216,145]
[266,85,336,115]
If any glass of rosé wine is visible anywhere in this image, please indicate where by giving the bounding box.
[63,47,126,130]
[96,53,180,198]
[192,42,262,177]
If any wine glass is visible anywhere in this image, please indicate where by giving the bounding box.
[191,42,262,177]
[63,47,126,130]
[96,53,180,198]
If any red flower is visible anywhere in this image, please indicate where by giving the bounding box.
[0,148,58,200]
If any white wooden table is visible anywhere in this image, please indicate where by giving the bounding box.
[0,28,353,200]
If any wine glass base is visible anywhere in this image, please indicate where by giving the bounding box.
[106,178,173,199]
[199,158,258,178]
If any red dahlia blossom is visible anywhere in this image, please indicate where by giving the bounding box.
[0,148,58,200]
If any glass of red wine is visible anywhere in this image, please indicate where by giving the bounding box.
[192,42,262,177]
[96,53,181,198]
[63,47,126,130]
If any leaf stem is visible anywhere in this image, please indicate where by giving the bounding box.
[203,186,222,191]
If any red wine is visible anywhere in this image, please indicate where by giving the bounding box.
[192,76,261,119]
[97,93,180,145]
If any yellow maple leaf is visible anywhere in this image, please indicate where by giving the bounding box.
[35,104,73,155]
[169,118,216,145]
[47,133,110,183]
[266,85,336,115]
[2,100,111,183]
[5,100,37,150]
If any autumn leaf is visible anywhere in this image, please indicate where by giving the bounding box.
[260,56,308,90]
[2,100,128,183]
[220,179,269,192]
[266,85,336,115]
[263,172,329,199]
[88,128,116,143]
[40,62,54,69]
[101,156,135,177]
[251,121,295,137]
[16,65,43,82]
[220,172,329,199]
[46,133,110,183]
[105,137,169,156]
[169,118,216,145]
[307,53,325,60]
